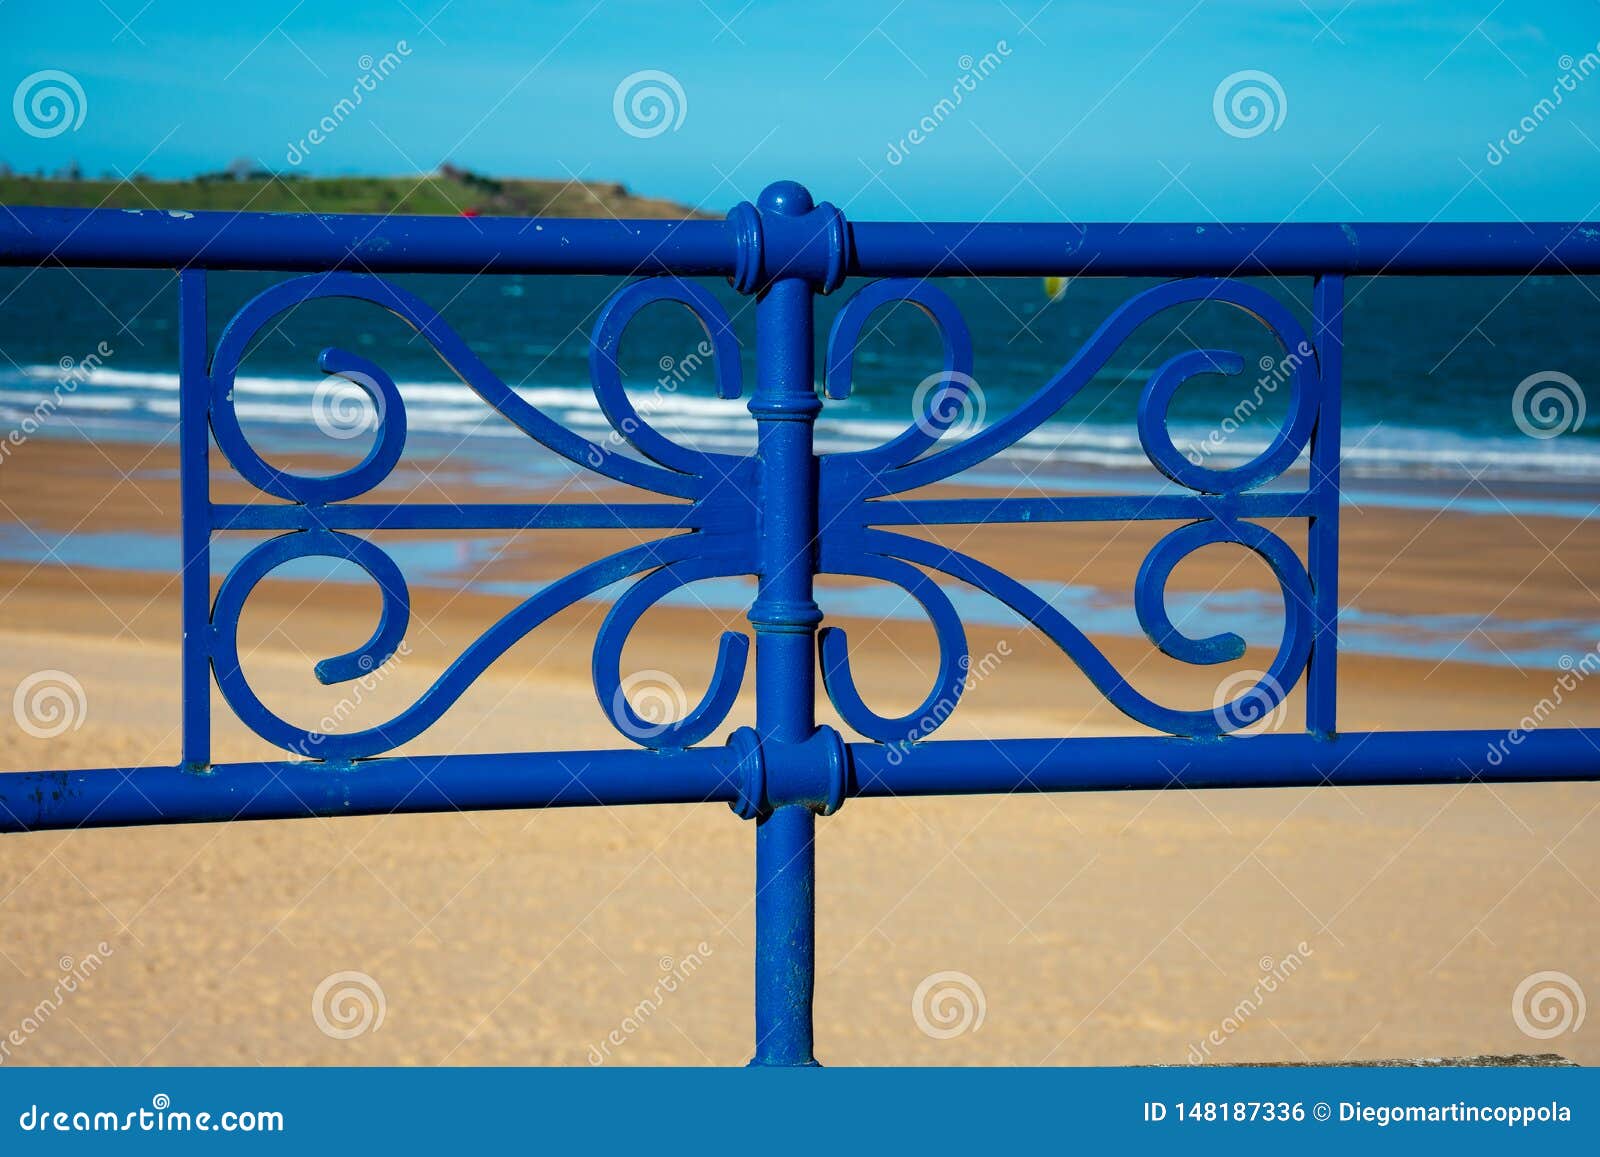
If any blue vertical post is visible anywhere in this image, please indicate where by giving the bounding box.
[747,182,824,1066]
[178,269,211,769]
[1307,274,1343,737]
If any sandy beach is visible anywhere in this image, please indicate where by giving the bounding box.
[0,438,1596,1066]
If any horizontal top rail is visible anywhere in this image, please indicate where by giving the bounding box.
[2,202,1599,279]
[0,206,736,277]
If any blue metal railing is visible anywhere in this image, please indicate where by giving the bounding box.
[1,179,1598,1066]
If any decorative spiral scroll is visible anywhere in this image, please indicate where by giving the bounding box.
[210,340,407,504]
[206,274,765,758]
[819,527,1311,739]
[211,531,755,759]
[824,279,975,475]
[588,277,745,479]
[818,276,1326,740]
[592,555,752,749]
[209,272,749,502]
[822,276,1321,497]
[1137,346,1313,494]
[816,552,970,743]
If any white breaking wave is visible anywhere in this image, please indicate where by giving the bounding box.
[8,363,1600,484]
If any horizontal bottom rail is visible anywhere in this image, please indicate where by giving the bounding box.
[851,729,1600,797]
[0,729,1593,833]
[0,748,743,833]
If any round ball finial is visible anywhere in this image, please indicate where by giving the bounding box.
[758,180,814,216]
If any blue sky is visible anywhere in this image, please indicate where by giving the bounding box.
[3,0,1600,221]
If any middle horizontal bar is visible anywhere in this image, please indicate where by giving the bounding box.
[211,502,699,531]
[860,491,1315,525]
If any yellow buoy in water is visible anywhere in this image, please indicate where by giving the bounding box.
[1043,275,1069,300]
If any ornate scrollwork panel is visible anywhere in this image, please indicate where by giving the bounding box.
[817,276,1328,741]
[203,274,760,758]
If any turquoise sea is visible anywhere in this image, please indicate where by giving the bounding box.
[1,268,1597,669]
